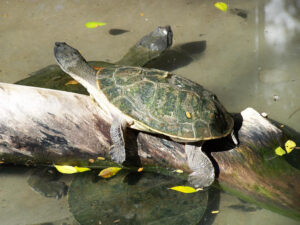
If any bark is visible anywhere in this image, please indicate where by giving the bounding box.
[0,82,299,220]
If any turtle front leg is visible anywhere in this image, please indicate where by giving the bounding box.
[109,119,129,164]
[185,144,215,188]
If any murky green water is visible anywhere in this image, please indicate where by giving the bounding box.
[0,0,299,224]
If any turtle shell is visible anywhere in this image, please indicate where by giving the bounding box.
[97,66,233,141]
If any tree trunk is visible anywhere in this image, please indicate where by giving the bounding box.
[0,82,299,220]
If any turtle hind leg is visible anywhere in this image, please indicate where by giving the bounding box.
[185,144,215,188]
[109,119,128,164]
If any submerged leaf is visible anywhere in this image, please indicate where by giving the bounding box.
[65,80,79,85]
[85,21,107,29]
[54,165,91,174]
[99,167,122,178]
[285,140,296,153]
[214,2,228,12]
[274,146,286,156]
[169,186,199,193]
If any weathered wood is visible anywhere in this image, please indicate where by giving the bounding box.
[0,82,299,220]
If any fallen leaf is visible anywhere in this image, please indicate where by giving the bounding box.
[285,140,296,153]
[175,169,184,173]
[140,12,144,17]
[0,161,5,164]
[211,210,220,214]
[93,66,104,71]
[137,167,143,172]
[54,165,91,174]
[85,21,107,29]
[97,156,105,160]
[274,146,286,156]
[99,167,122,178]
[65,80,79,85]
[169,186,199,193]
[113,219,120,223]
[214,2,228,12]
[74,166,91,172]
[89,158,95,163]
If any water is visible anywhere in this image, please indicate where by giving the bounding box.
[0,0,299,224]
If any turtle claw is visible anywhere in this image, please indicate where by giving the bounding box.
[188,168,215,188]
[109,145,126,164]
[185,144,215,188]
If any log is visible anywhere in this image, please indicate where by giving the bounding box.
[0,82,299,220]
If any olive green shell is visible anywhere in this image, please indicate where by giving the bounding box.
[97,66,233,141]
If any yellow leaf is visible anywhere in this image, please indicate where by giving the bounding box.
[98,167,122,178]
[65,80,79,85]
[54,165,78,174]
[214,2,228,12]
[89,158,95,163]
[74,166,91,172]
[54,165,91,174]
[137,167,144,172]
[97,156,105,160]
[274,146,286,156]
[85,21,107,29]
[211,210,220,214]
[285,140,296,153]
[175,169,184,173]
[0,161,5,164]
[169,186,199,193]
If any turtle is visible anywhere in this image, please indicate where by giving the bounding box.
[53,44,236,188]
[22,26,174,199]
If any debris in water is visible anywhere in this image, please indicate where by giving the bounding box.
[230,8,248,19]
[273,95,279,101]
[109,29,129,35]
[85,22,107,29]
[214,2,228,12]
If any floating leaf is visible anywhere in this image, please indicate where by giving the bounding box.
[274,146,286,156]
[214,2,228,12]
[169,186,199,193]
[285,140,296,153]
[93,66,104,71]
[97,156,105,160]
[211,210,220,214]
[65,80,79,85]
[85,21,107,29]
[54,165,91,174]
[74,167,91,173]
[99,167,122,178]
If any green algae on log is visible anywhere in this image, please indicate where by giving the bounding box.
[0,82,299,220]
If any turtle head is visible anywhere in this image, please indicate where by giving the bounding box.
[54,42,88,73]
[54,42,97,89]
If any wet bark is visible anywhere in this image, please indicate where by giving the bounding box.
[0,82,299,220]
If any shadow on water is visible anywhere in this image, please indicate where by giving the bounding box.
[145,41,206,71]
[66,170,220,225]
